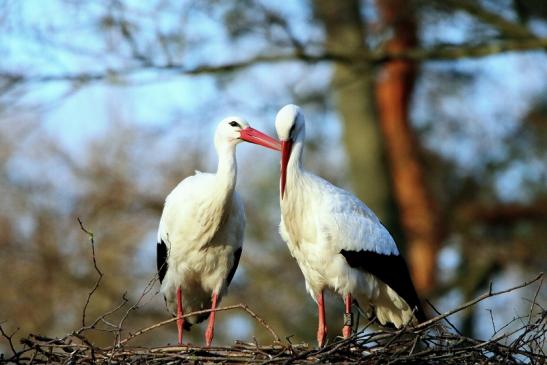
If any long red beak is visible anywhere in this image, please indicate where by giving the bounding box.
[280,139,292,199]
[239,127,281,151]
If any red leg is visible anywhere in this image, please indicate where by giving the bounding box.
[317,290,327,347]
[343,293,353,338]
[177,286,184,345]
[205,292,218,347]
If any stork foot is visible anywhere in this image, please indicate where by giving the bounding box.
[317,323,328,348]
[342,323,352,338]
[205,325,214,347]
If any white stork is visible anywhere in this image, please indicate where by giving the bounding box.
[156,116,280,346]
[274,104,425,347]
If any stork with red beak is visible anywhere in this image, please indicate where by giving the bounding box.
[275,104,425,347]
[157,117,280,346]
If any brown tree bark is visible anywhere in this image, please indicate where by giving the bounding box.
[375,0,441,293]
[313,0,398,230]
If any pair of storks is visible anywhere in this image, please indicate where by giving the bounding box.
[156,104,426,347]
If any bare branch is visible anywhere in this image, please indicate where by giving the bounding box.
[440,0,536,39]
[77,217,103,328]
[116,303,281,346]
[1,37,546,87]
[0,323,18,356]
[415,272,544,330]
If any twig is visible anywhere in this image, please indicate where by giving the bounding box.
[74,293,129,337]
[415,272,544,330]
[117,303,280,346]
[439,0,536,39]
[0,323,18,356]
[487,308,497,334]
[508,277,545,357]
[3,37,547,86]
[77,217,103,328]
[426,299,462,336]
[115,275,159,343]
[527,275,543,326]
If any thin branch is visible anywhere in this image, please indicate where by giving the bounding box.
[112,275,159,347]
[440,0,535,39]
[74,294,128,336]
[2,36,546,86]
[527,275,543,326]
[426,299,463,336]
[0,323,18,356]
[487,308,497,334]
[116,303,281,346]
[415,272,544,330]
[77,217,103,328]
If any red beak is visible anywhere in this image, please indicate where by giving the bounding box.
[280,139,293,199]
[239,127,281,151]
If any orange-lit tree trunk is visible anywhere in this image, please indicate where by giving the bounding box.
[313,0,399,231]
[375,0,440,293]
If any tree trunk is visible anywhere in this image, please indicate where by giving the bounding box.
[375,0,441,293]
[313,0,398,231]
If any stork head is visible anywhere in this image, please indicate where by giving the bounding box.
[275,104,305,199]
[215,116,280,151]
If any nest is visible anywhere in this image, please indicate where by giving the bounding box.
[2,224,544,364]
[4,311,546,364]
[2,274,545,364]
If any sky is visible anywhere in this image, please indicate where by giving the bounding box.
[3,0,545,195]
[3,1,546,244]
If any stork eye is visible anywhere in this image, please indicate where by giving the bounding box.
[229,121,241,128]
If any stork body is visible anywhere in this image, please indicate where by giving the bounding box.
[275,105,425,346]
[157,117,279,346]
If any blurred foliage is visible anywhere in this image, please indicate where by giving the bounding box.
[0,0,546,352]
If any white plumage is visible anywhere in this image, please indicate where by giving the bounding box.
[157,172,245,328]
[275,104,425,346]
[156,116,279,346]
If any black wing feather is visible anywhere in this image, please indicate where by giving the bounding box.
[340,249,426,322]
[156,240,168,284]
[226,247,242,286]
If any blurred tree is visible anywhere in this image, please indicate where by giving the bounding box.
[375,0,441,292]
[313,0,397,231]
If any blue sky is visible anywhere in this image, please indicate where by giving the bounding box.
[4,0,543,169]
[3,0,546,218]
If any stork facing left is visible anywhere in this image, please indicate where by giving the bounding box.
[156,117,280,346]
[273,105,425,347]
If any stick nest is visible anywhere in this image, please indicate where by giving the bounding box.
[2,274,545,364]
[3,308,545,364]
[2,222,544,364]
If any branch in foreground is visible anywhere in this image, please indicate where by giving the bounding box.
[439,0,536,39]
[5,272,544,364]
[13,305,547,364]
[2,217,544,363]
[415,272,544,330]
[77,217,103,328]
[117,303,281,346]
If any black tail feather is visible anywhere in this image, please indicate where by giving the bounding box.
[340,249,427,324]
